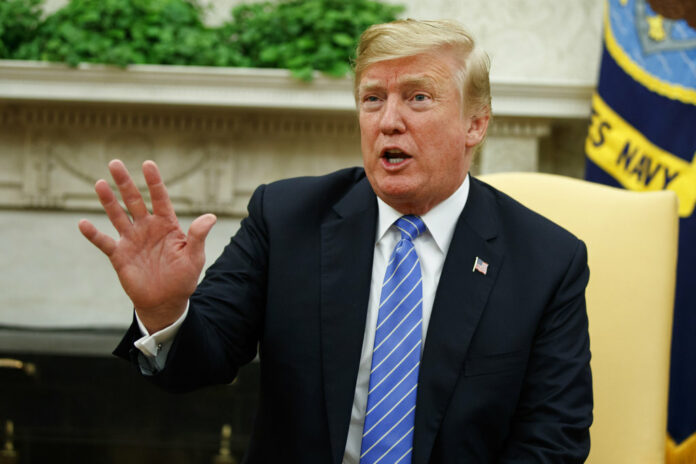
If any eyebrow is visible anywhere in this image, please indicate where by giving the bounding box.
[358,75,439,96]
[398,75,438,90]
[358,80,383,95]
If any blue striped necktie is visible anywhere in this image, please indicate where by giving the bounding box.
[360,215,426,464]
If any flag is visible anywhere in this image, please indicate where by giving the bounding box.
[585,0,696,461]
[472,257,488,275]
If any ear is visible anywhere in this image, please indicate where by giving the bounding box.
[464,110,490,147]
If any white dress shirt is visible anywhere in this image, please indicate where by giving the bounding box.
[342,176,469,463]
[134,175,470,461]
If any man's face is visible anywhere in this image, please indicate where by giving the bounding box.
[358,50,488,215]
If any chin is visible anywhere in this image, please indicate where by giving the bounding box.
[378,188,424,213]
[377,183,416,202]
[368,173,421,206]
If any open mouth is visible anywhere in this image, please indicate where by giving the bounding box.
[381,148,411,164]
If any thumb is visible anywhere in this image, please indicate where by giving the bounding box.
[187,213,217,258]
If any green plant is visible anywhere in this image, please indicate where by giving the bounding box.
[15,0,244,67]
[226,0,404,80]
[0,0,42,59]
[5,0,403,79]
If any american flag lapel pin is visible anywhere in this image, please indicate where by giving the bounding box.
[472,256,489,275]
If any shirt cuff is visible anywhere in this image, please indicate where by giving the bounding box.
[133,303,189,358]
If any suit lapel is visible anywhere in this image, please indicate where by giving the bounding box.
[320,176,378,464]
[413,178,504,464]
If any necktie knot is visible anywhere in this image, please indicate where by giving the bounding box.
[394,215,426,242]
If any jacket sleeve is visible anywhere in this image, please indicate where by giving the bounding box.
[498,239,593,463]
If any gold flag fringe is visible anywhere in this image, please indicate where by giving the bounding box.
[667,433,696,464]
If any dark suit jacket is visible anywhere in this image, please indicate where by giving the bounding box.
[115,167,592,463]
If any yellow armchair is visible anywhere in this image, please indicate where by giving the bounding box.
[479,172,678,463]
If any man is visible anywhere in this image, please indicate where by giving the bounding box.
[79,19,592,464]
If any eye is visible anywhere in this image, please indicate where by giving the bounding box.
[360,94,383,111]
[413,94,428,102]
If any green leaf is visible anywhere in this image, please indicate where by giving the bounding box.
[291,66,314,82]
[324,60,351,77]
[332,32,354,47]
[259,46,280,64]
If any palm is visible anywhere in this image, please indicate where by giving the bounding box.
[111,216,198,309]
[79,160,216,332]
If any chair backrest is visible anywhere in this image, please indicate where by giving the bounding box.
[479,172,678,463]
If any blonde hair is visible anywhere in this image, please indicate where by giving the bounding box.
[354,19,491,117]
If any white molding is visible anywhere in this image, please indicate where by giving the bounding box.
[0,60,357,111]
[491,78,595,119]
[488,117,553,137]
[3,104,360,136]
[0,60,594,118]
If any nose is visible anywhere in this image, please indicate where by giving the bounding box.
[379,96,406,135]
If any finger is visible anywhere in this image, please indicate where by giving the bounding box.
[78,219,117,256]
[109,159,149,220]
[142,160,175,218]
[95,179,132,235]
[187,214,217,260]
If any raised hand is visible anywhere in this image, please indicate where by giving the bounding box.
[78,160,217,333]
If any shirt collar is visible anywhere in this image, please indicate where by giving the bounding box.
[375,175,470,253]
